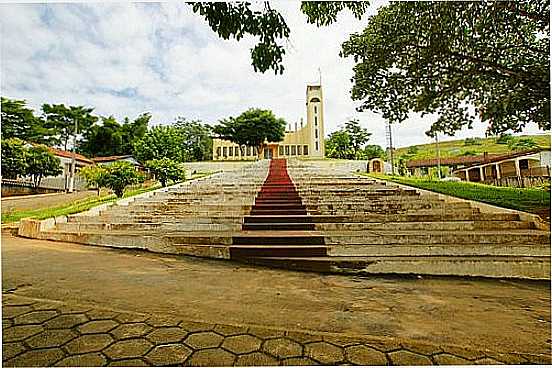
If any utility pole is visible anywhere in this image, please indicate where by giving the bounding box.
[386,121,394,175]
[68,117,77,193]
[435,132,442,179]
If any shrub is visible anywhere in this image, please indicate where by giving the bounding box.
[496,134,514,144]
[508,137,539,151]
[464,137,482,146]
[145,158,185,187]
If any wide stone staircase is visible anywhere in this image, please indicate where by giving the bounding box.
[19,158,550,279]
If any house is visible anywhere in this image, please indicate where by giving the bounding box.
[407,154,503,177]
[452,149,551,184]
[43,147,94,191]
[92,155,144,170]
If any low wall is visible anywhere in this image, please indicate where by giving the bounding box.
[1,181,62,197]
[483,176,550,188]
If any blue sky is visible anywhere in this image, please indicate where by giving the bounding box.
[1,1,547,149]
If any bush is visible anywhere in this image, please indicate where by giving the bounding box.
[82,162,144,197]
[145,158,185,187]
[407,146,419,154]
[496,134,514,144]
[460,150,477,156]
[508,137,539,151]
[464,137,482,146]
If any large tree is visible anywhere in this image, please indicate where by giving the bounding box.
[1,138,28,179]
[213,108,286,157]
[340,1,550,135]
[42,104,98,150]
[25,145,62,188]
[344,119,371,158]
[79,116,123,157]
[1,97,55,145]
[325,130,353,159]
[133,125,187,163]
[174,118,213,161]
[120,113,151,155]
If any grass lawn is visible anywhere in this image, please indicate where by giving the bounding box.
[1,172,214,224]
[363,173,550,215]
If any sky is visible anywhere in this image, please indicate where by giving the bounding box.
[1,1,548,149]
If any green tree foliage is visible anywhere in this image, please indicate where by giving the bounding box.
[325,130,353,159]
[1,138,28,179]
[174,118,213,161]
[80,165,107,195]
[407,146,419,154]
[1,97,55,145]
[79,116,123,157]
[344,119,371,158]
[25,145,62,188]
[120,113,151,155]
[496,134,514,144]
[188,2,369,74]
[340,1,550,135]
[360,144,386,160]
[42,104,98,150]
[508,137,539,151]
[145,158,184,187]
[464,137,483,146]
[134,125,187,163]
[213,108,286,156]
[97,161,144,198]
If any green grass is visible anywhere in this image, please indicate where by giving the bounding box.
[394,134,550,161]
[1,172,214,224]
[362,173,550,214]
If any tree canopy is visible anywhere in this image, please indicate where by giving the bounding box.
[1,97,55,145]
[42,104,98,150]
[213,108,286,155]
[1,138,28,179]
[340,1,550,135]
[25,145,62,188]
[325,119,372,160]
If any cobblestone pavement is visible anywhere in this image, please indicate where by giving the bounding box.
[3,293,551,366]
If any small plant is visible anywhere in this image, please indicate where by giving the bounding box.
[146,158,185,187]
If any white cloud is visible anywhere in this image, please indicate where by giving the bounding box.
[1,1,547,152]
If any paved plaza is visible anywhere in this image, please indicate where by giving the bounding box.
[2,235,551,366]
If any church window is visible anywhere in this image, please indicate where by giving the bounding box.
[216,147,221,157]
[316,141,319,151]
[223,147,227,157]
[304,145,309,155]
[235,147,240,156]
[291,145,296,155]
[315,116,317,125]
[297,145,302,155]
[279,146,284,155]
[229,147,233,156]
[315,129,318,138]
[285,145,290,155]
[247,146,251,156]
[314,106,317,113]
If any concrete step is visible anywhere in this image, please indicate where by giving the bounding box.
[229,245,327,258]
[57,222,242,232]
[242,223,316,231]
[233,234,325,246]
[318,220,534,231]
[237,256,551,279]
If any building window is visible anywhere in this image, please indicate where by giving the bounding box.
[297,145,302,155]
[315,141,319,151]
[315,116,317,125]
[229,147,233,156]
[279,146,284,156]
[291,145,296,155]
[314,106,317,113]
[304,145,308,156]
[285,145,290,155]
[216,147,221,157]
[235,147,240,156]
[247,146,251,156]
[223,147,227,157]
[315,129,318,138]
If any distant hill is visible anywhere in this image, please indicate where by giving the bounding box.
[394,134,550,161]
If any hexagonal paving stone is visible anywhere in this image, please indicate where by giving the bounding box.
[86,309,119,321]
[282,357,320,366]
[345,345,387,365]
[108,358,148,366]
[286,331,323,344]
[186,348,235,366]
[401,341,443,356]
[214,324,249,336]
[442,345,485,360]
[184,331,224,349]
[388,350,433,365]
[3,318,14,329]
[2,295,35,307]
[2,341,27,361]
[111,322,152,339]
[78,319,119,334]
[179,320,215,332]
[486,352,527,364]
[65,333,114,354]
[235,352,279,366]
[433,353,474,365]
[146,326,188,344]
[114,312,149,324]
[222,334,262,354]
[305,341,345,364]
[262,337,303,359]
[474,357,505,365]
[323,336,365,347]
[5,348,66,367]
[247,327,285,339]
[26,329,77,349]
[145,315,182,327]
[145,343,193,365]
[14,310,58,325]
[2,305,33,318]
[54,352,107,366]
[103,338,153,360]
[44,314,88,329]
[56,305,91,314]
[3,325,44,342]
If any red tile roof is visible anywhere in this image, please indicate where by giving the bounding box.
[407,154,502,168]
[92,155,134,162]
[47,147,94,164]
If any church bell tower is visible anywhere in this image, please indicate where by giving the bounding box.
[306,85,325,158]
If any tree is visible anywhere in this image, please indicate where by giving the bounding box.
[134,125,187,163]
[188,2,369,74]
[79,116,123,157]
[325,130,353,159]
[120,113,150,155]
[80,165,107,195]
[174,118,212,161]
[100,161,144,198]
[340,1,550,135]
[146,158,185,187]
[213,108,286,157]
[360,144,386,160]
[1,138,28,179]
[344,119,371,158]
[42,104,98,150]
[25,145,62,188]
[1,97,56,145]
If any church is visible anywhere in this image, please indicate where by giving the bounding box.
[212,84,325,160]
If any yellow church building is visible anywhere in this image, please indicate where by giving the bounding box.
[212,84,325,160]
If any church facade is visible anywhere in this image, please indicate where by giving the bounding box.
[212,84,325,160]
